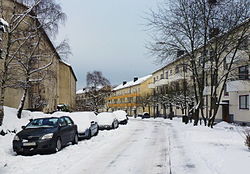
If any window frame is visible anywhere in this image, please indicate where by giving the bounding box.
[238,65,249,80]
[239,95,249,110]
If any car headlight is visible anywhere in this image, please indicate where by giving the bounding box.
[14,135,20,141]
[41,133,53,140]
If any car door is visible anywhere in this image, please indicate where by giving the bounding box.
[64,116,75,141]
[58,117,69,145]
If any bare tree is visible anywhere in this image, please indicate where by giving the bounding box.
[0,0,66,125]
[147,0,250,127]
[83,71,111,112]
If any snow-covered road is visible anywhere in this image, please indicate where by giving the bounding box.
[1,118,172,174]
[1,117,250,174]
[68,119,171,174]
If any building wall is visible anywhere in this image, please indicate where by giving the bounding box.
[107,76,153,116]
[58,61,76,111]
[0,0,77,113]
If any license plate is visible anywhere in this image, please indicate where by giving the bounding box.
[23,142,36,146]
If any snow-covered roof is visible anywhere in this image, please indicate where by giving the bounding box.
[76,88,88,94]
[113,75,152,91]
[0,18,9,27]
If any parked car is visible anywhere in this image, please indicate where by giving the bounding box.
[97,112,119,130]
[113,110,128,124]
[142,112,150,119]
[13,116,78,155]
[69,112,99,139]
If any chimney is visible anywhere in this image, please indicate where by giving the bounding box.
[177,50,185,57]
[208,0,217,5]
[123,81,127,85]
[134,77,138,82]
[209,28,220,39]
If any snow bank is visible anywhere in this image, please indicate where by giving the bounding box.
[97,112,115,125]
[0,107,48,132]
[113,110,127,122]
[164,117,250,174]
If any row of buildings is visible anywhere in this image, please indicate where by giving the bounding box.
[102,20,250,125]
[0,0,77,113]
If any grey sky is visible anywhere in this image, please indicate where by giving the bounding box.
[57,0,160,90]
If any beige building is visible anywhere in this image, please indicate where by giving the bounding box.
[149,20,250,125]
[148,55,192,117]
[106,75,153,116]
[0,0,77,112]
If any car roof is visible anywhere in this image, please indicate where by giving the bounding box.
[32,116,69,120]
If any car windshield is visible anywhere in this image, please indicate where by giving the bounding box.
[26,118,58,128]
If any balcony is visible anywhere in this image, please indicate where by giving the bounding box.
[148,83,156,89]
[155,79,168,87]
[168,73,184,82]
[227,80,250,92]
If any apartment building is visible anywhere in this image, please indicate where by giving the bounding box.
[0,0,77,112]
[148,55,192,117]
[149,20,250,124]
[106,75,153,116]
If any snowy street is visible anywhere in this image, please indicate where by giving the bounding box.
[1,117,250,174]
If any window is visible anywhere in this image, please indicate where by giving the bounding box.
[175,66,179,73]
[64,117,73,125]
[166,71,168,79]
[170,69,172,75]
[160,74,164,79]
[58,118,67,126]
[183,65,187,73]
[239,95,249,109]
[238,35,249,50]
[239,65,249,80]
[224,84,229,96]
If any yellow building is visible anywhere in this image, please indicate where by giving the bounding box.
[107,75,153,116]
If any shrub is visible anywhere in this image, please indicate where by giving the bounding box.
[244,130,250,150]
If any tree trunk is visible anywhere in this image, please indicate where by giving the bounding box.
[17,88,28,119]
[0,86,6,126]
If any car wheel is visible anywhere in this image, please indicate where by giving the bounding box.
[72,133,78,145]
[55,138,62,152]
[16,151,22,156]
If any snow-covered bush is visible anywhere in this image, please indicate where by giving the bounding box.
[244,130,250,150]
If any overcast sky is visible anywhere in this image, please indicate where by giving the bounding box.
[57,0,161,90]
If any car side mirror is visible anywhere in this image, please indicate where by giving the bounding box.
[21,126,26,130]
[91,121,95,124]
[29,119,33,122]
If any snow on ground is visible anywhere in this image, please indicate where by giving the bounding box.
[1,107,250,174]
[165,118,250,174]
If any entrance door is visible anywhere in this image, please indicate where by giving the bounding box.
[222,104,230,122]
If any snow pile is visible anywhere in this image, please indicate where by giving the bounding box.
[0,107,47,133]
[164,117,250,174]
[97,112,115,125]
[69,112,97,132]
[113,110,127,122]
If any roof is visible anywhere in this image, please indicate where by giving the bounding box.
[76,88,89,94]
[113,75,152,91]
